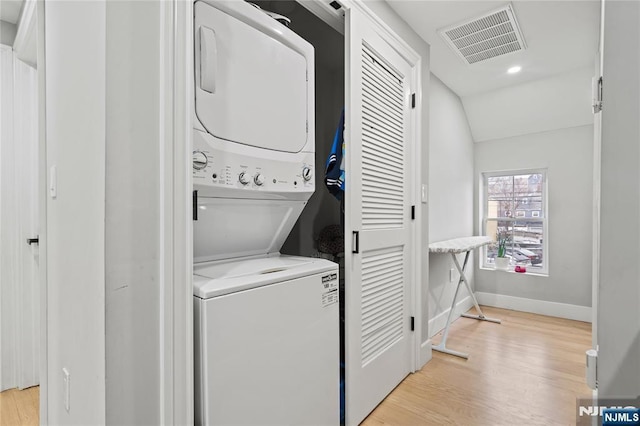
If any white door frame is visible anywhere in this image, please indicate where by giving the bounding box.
[592,0,605,355]
[178,1,422,420]
[158,0,194,423]
[35,1,47,423]
[588,2,605,415]
[176,0,422,420]
[14,1,40,389]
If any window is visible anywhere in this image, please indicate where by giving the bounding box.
[481,170,547,274]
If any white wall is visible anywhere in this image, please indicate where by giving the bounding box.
[13,1,38,69]
[474,125,593,311]
[0,21,16,46]
[427,74,474,338]
[104,2,162,423]
[597,0,640,399]
[463,66,594,142]
[43,1,106,423]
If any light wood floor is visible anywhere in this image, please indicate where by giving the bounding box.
[0,386,38,426]
[362,306,592,426]
[0,307,590,426]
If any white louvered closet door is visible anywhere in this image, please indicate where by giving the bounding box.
[344,7,415,426]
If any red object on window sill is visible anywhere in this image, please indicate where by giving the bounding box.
[515,266,527,273]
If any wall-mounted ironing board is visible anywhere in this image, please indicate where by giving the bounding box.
[429,236,501,359]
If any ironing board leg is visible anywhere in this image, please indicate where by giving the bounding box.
[451,254,502,324]
[432,250,502,359]
[432,252,470,359]
[431,344,469,359]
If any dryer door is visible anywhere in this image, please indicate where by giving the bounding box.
[194,1,313,153]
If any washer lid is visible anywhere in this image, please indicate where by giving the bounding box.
[194,0,313,153]
[193,255,337,299]
[193,197,307,264]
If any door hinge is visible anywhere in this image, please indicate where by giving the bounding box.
[411,93,416,109]
[193,190,198,221]
[593,76,603,113]
[411,205,415,220]
[586,348,598,390]
[410,316,415,331]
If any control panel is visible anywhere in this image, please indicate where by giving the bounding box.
[192,131,315,196]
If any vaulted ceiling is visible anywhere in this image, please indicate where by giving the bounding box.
[387,0,600,97]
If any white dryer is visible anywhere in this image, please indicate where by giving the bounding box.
[192,1,339,425]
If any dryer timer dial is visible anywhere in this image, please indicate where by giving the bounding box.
[302,167,313,181]
[193,151,208,170]
[239,172,251,185]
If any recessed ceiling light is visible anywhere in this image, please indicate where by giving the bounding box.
[508,66,522,74]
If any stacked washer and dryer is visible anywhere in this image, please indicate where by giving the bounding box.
[192,1,339,425]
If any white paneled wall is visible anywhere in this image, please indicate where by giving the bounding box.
[0,46,39,392]
[13,53,39,390]
[0,45,17,393]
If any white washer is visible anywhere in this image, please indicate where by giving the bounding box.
[193,256,339,426]
[192,2,339,425]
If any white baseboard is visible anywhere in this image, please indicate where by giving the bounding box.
[419,339,432,368]
[475,292,592,322]
[428,295,474,338]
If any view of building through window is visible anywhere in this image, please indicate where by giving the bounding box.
[483,171,547,272]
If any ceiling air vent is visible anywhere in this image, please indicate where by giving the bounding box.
[438,4,527,65]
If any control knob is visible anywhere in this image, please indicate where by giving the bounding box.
[302,167,313,181]
[254,174,265,186]
[239,171,251,185]
[192,151,208,170]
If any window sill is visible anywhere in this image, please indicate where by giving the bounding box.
[479,266,548,278]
